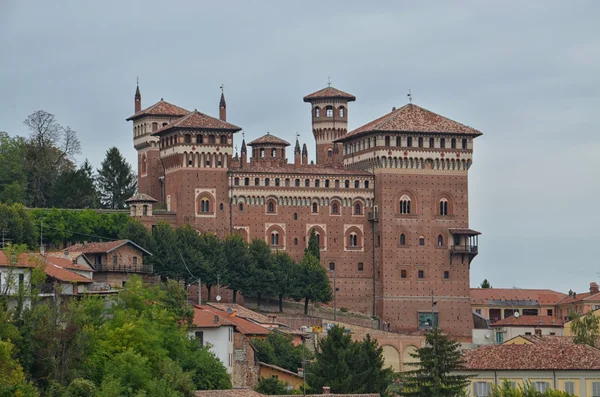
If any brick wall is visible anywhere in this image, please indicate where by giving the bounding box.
[232,332,259,388]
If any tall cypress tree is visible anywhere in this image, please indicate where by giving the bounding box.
[398,328,472,396]
[305,228,320,260]
[97,147,136,209]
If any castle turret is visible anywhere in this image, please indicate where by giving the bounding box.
[303,85,355,165]
[302,143,308,165]
[135,83,141,113]
[219,87,227,121]
[294,137,301,166]
[240,139,247,167]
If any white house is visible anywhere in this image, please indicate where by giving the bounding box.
[490,315,564,343]
[189,305,236,374]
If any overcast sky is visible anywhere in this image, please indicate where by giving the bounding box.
[1,1,599,293]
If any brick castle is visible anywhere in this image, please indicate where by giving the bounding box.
[127,83,482,340]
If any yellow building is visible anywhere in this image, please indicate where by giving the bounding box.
[457,335,600,396]
[258,362,304,390]
[564,308,600,337]
[557,285,600,322]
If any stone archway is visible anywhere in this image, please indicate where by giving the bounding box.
[402,345,419,371]
[382,345,401,372]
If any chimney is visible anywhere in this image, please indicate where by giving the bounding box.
[322,386,330,395]
[534,328,542,337]
[213,315,220,324]
[568,289,573,296]
[590,282,599,295]
[297,368,304,376]
[63,249,69,257]
[573,292,577,299]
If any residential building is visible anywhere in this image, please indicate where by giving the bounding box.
[258,362,304,390]
[458,335,600,396]
[471,288,566,323]
[189,306,236,375]
[490,315,564,343]
[129,83,483,340]
[556,283,600,321]
[564,308,600,337]
[68,240,152,287]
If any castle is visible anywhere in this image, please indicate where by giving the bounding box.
[127,83,482,340]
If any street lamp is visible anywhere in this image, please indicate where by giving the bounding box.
[329,267,337,321]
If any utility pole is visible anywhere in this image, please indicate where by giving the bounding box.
[198,277,202,306]
[40,221,44,254]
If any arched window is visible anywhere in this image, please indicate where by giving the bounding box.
[152,122,158,132]
[184,134,191,143]
[349,233,358,247]
[314,107,320,118]
[326,106,333,117]
[271,232,279,246]
[315,233,320,246]
[272,148,277,157]
[462,138,468,149]
[239,203,244,211]
[234,177,239,186]
[325,180,330,188]
[429,137,435,148]
[327,149,333,157]
[385,136,390,146]
[267,201,275,213]
[255,178,260,186]
[305,179,310,187]
[364,181,369,189]
[294,238,298,245]
[451,138,456,149]
[354,180,359,189]
[209,135,216,144]
[438,235,444,246]
[220,135,227,145]
[260,148,265,158]
[219,203,224,211]
[407,137,413,147]
[332,203,339,214]
[439,199,448,216]
[399,195,411,214]
[312,203,318,213]
[419,236,425,246]
[339,107,345,117]
[315,179,320,187]
[199,199,210,213]
[275,178,280,186]
[293,213,297,220]
[440,138,446,148]
[329,262,335,271]
[401,270,407,278]
[400,234,406,245]
[354,203,361,215]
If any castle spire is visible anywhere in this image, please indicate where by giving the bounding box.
[219,84,227,121]
[295,135,301,154]
[134,78,141,113]
[241,138,247,153]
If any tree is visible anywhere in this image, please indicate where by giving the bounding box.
[23,110,80,207]
[223,233,250,303]
[198,232,226,301]
[570,311,600,347]
[176,224,207,284]
[247,239,275,310]
[305,228,320,260]
[255,376,296,395]
[272,251,297,313]
[252,332,312,372]
[307,325,392,395]
[118,219,153,253]
[0,131,27,205]
[0,339,39,397]
[49,160,99,208]
[295,253,332,315]
[97,147,136,209]
[0,203,37,248]
[397,327,472,397]
[149,222,180,279]
[490,380,575,397]
[480,279,491,289]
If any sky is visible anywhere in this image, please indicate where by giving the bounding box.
[1,1,599,293]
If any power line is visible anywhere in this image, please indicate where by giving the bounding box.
[36,222,122,242]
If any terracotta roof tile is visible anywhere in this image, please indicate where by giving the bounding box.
[258,362,303,379]
[69,240,152,256]
[44,263,92,283]
[491,315,564,327]
[337,104,482,142]
[152,110,241,135]
[192,306,234,328]
[462,336,600,370]
[303,86,356,102]
[44,254,92,271]
[248,133,290,146]
[470,288,566,306]
[0,252,92,283]
[125,193,158,203]
[207,303,273,324]
[200,305,270,336]
[126,99,190,121]
[0,252,38,268]
[557,291,600,305]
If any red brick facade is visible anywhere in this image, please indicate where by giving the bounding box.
[130,86,481,339]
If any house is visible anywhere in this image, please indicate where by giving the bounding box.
[471,311,494,347]
[195,388,379,397]
[470,288,566,323]
[68,240,152,287]
[189,306,236,375]
[458,335,600,396]
[258,362,304,390]
[556,283,600,321]
[490,315,565,343]
[563,307,600,337]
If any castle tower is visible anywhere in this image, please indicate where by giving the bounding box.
[336,102,482,340]
[247,133,290,166]
[127,84,189,203]
[303,85,355,166]
[219,87,227,121]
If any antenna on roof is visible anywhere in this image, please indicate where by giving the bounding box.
[327,76,332,87]
[136,76,139,86]
[407,89,412,103]
[220,84,224,93]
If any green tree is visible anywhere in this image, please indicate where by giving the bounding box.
[148,222,179,280]
[247,239,276,310]
[198,232,226,301]
[0,203,37,248]
[63,378,96,397]
[307,325,392,395]
[480,279,491,289]
[22,110,80,208]
[252,332,312,372]
[255,376,296,395]
[570,311,600,347]
[305,228,320,260]
[176,224,207,284]
[272,251,297,313]
[398,327,472,397]
[295,253,332,315]
[49,160,99,208]
[490,380,575,396]
[0,131,27,205]
[97,147,136,209]
[118,219,154,252]
[223,233,250,304]
[0,339,39,397]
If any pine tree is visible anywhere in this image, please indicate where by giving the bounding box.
[96,147,136,209]
[50,160,99,208]
[480,279,491,289]
[305,228,320,260]
[398,327,472,397]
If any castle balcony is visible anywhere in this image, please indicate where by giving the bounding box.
[94,263,153,274]
[449,228,480,258]
[368,211,379,222]
[450,244,478,254]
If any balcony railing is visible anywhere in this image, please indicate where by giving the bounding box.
[95,263,153,274]
[450,245,478,254]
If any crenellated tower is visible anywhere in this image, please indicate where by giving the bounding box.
[303,85,355,166]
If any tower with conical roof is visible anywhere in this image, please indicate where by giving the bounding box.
[303,84,355,165]
[219,85,227,121]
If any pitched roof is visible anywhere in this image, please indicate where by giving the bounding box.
[0,252,92,283]
[125,193,158,203]
[44,254,93,271]
[126,99,190,121]
[303,86,356,102]
[207,303,273,325]
[0,252,38,268]
[461,336,600,370]
[470,288,566,306]
[44,263,93,283]
[68,240,152,256]
[258,362,303,379]
[195,390,264,397]
[491,315,564,328]
[337,103,482,142]
[200,305,270,336]
[557,291,600,305]
[248,133,290,146]
[192,306,234,328]
[152,110,241,135]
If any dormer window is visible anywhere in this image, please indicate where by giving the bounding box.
[326,106,333,117]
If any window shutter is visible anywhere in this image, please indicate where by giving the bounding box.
[473,382,480,396]
[593,382,600,397]
[564,381,574,394]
